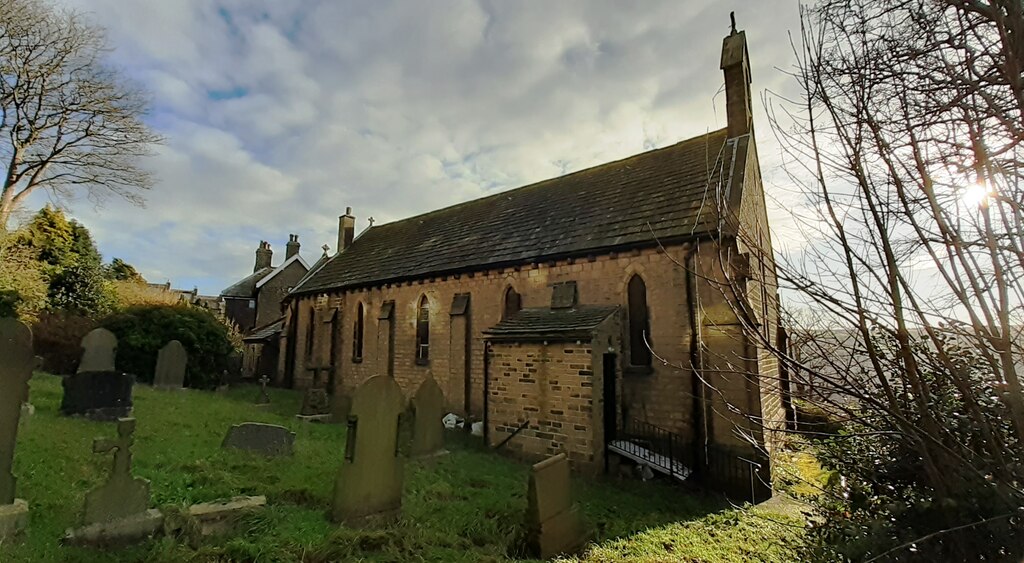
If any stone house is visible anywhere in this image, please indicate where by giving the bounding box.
[220,236,310,378]
[282,27,784,500]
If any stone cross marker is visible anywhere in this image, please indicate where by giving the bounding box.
[78,328,118,374]
[153,340,187,389]
[83,418,151,525]
[331,375,406,526]
[410,377,446,458]
[526,453,589,559]
[0,318,33,506]
[255,375,271,405]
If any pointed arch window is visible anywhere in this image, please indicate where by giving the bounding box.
[627,275,652,368]
[352,302,364,362]
[415,295,430,364]
[502,287,521,320]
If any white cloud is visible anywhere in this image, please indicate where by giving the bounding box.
[35,0,806,294]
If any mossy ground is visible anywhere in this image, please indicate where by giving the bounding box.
[1,374,806,562]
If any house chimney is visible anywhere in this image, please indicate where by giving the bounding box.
[254,241,272,272]
[285,234,300,259]
[338,207,355,253]
[720,13,753,138]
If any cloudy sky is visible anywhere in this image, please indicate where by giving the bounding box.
[28,0,804,295]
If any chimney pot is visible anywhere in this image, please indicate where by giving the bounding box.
[254,240,273,272]
[286,233,301,259]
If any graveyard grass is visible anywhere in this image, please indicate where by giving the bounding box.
[1,374,807,562]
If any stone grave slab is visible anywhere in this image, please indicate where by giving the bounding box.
[0,318,33,540]
[526,453,589,559]
[222,423,295,457]
[186,495,266,537]
[78,328,117,374]
[410,377,446,458]
[331,375,407,526]
[60,372,134,421]
[153,340,187,389]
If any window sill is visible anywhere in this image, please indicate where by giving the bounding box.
[624,365,653,376]
[352,357,363,364]
[415,358,430,366]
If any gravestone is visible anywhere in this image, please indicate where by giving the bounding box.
[61,329,133,420]
[78,328,118,374]
[0,318,33,539]
[153,340,187,389]
[299,388,331,418]
[526,454,589,559]
[222,423,295,457]
[331,375,406,526]
[65,418,163,546]
[254,375,271,405]
[410,378,446,458]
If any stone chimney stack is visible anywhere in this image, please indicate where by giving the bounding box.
[254,241,272,272]
[720,13,753,138]
[285,234,300,259]
[338,207,356,254]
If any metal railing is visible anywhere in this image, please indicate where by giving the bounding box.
[612,417,692,481]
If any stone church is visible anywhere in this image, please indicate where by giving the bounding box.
[280,27,784,500]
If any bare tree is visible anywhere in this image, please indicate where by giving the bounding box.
[0,0,161,230]
[714,0,1024,558]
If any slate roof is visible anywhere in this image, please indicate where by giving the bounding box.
[221,267,273,298]
[295,128,736,294]
[243,318,285,343]
[484,306,619,341]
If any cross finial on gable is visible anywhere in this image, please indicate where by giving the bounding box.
[368,217,375,226]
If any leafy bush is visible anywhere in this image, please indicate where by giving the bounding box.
[31,310,97,375]
[100,304,238,388]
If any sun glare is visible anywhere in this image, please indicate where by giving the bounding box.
[961,182,990,208]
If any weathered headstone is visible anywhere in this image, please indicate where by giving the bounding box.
[153,340,187,389]
[0,318,33,539]
[254,374,271,405]
[78,328,118,374]
[300,388,330,417]
[65,418,163,546]
[410,377,446,458]
[61,329,133,420]
[331,375,406,526]
[526,454,589,559]
[222,423,295,457]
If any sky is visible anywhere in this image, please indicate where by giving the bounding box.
[25,0,805,295]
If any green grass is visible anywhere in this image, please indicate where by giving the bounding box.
[1,374,806,562]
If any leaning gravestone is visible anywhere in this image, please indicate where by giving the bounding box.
[526,453,589,559]
[0,318,33,540]
[331,375,406,526]
[61,329,134,421]
[410,377,446,458]
[153,340,187,389]
[64,418,163,546]
[222,423,295,457]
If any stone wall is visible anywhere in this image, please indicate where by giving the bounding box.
[256,260,308,328]
[487,341,598,470]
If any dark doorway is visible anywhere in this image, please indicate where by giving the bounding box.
[603,353,618,443]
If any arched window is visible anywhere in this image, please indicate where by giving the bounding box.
[415,295,430,364]
[352,302,364,362]
[502,287,521,319]
[627,275,651,367]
